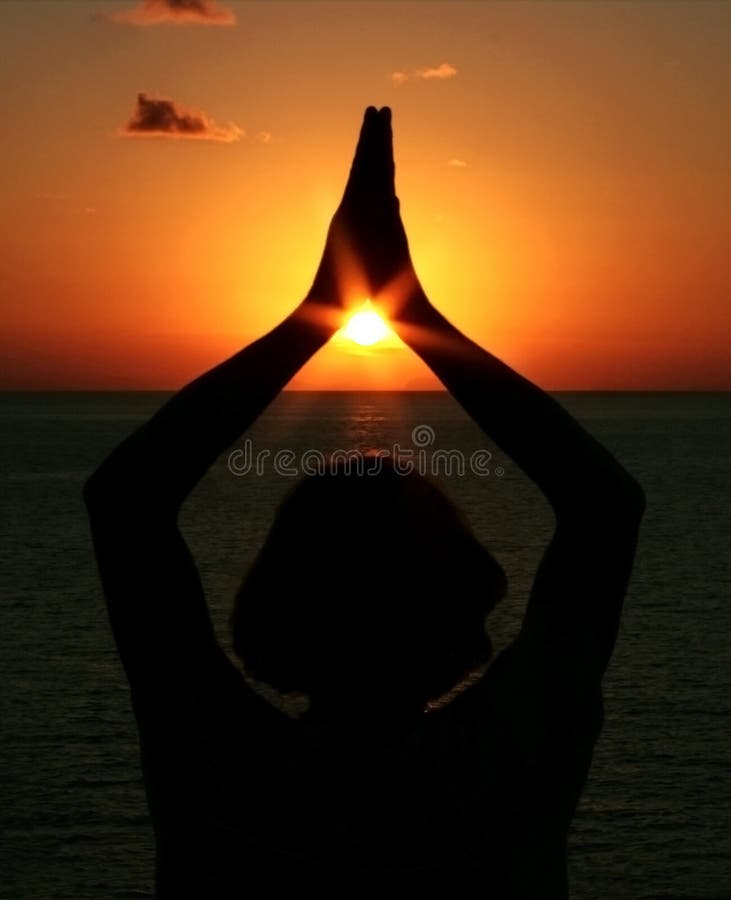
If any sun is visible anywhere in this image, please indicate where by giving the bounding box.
[341,306,391,346]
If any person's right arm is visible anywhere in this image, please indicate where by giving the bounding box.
[398,295,645,674]
[360,107,645,676]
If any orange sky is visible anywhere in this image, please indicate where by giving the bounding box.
[1,0,729,389]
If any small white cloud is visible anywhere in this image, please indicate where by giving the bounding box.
[390,62,458,86]
[448,159,467,168]
[255,131,273,144]
[390,71,409,87]
[417,62,458,81]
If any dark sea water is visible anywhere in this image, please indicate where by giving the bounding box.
[1,391,729,900]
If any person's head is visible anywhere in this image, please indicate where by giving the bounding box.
[231,455,506,713]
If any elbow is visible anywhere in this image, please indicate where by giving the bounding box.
[83,469,111,517]
[592,472,646,527]
[83,464,175,525]
[83,470,98,508]
[624,474,646,522]
[605,468,646,520]
[83,472,139,532]
[558,470,646,529]
[83,463,132,517]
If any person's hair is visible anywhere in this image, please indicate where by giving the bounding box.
[231,456,506,708]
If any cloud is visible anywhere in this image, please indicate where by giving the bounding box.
[390,62,458,86]
[120,93,243,142]
[448,158,467,168]
[418,62,458,80]
[255,131,273,144]
[109,0,236,26]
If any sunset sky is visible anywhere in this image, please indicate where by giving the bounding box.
[1,0,729,389]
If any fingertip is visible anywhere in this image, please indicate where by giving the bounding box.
[379,106,392,124]
[364,106,378,120]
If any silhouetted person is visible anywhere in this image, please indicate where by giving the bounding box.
[85,107,645,899]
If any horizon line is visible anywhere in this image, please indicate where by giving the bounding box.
[1,388,729,395]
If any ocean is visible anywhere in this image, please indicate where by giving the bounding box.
[1,391,729,900]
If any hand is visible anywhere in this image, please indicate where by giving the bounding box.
[307,107,428,324]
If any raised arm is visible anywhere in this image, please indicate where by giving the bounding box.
[83,308,334,517]
[402,298,643,668]
[84,108,386,679]
[361,108,645,674]
[83,307,334,678]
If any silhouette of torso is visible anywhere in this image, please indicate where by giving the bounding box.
[128,625,602,899]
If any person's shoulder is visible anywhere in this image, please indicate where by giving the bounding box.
[129,642,295,735]
[496,605,607,699]
[452,627,605,751]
